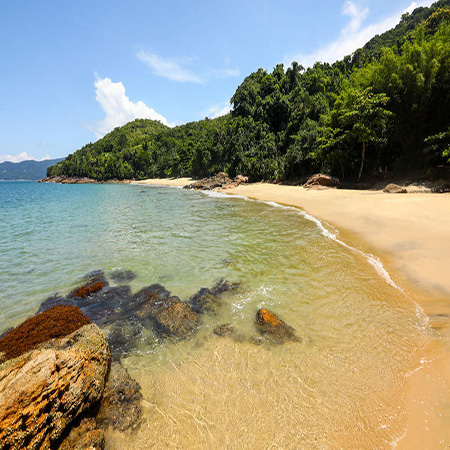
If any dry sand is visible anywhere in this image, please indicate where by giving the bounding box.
[133,177,194,187]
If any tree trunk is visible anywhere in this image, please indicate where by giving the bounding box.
[358,141,366,183]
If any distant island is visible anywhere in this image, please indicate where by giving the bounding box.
[0,158,65,180]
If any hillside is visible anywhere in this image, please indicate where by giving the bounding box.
[47,0,450,183]
[0,158,65,180]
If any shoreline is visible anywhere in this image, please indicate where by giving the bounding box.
[220,182,450,448]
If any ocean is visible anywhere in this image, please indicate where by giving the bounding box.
[0,181,430,448]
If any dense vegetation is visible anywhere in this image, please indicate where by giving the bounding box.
[48,0,450,182]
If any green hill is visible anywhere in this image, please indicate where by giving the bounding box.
[48,0,450,183]
[0,158,65,180]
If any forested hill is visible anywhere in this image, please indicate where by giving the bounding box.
[1,158,65,180]
[48,0,450,183]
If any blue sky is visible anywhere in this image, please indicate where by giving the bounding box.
[0,0,434,162]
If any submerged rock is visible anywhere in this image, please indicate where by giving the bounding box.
[97,361,143,432]
[255,308,300,344]
[0,324,110,449]
[213,323,235,337]
[0,305,90,360]
[383,183,407,193]
[190,279,240,315]
[153,301,199,338]
[110,269,137,284]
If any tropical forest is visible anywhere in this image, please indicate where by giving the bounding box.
[47,1,450,183]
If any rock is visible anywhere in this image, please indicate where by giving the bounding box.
[132,284,174,317]
[383,183,407,193]
[38,175,98,184]
[58,417,105,450]
[190,279,240,315]
[69,271,109,299]
[110,269,137,284]
[106,318,144,359]
[153,301,199,338]
[97,361,142,432]
[184,173,248,190]
[304,173,340,189]
[213,324,235,337]
[255,308,300,344]
[0,324,110,449]
[0,305,90,361]
[432,182,450,193]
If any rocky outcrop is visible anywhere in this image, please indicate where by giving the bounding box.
[255,308,300,344]
[0,305,90,360]
[304,173,340,189]
[97,361,142,432]
[0,324,110,449]
[58,417,105,450]
[383,183,407,193]
[184,172,248,190]
[38,175,98,184]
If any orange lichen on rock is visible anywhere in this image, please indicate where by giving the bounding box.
[256,308,284,327]
[0,305,90,361]
[255,308,300,344]
[72,281,105,298]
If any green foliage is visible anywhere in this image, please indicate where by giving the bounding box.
[48,0,450,183]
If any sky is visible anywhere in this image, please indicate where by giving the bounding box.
[0,0,435,162]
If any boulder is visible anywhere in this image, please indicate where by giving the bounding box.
[304,173,340,189]
[0,324,110,449]
[97,361,142,432]
[0,305,90,361]
[184,173,248,190]
[58,417,105,450]
[255,308,300,344]
[383,183,407,194]
[153,301,199,338]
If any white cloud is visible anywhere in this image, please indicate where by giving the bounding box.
[206,102,232,119]
[90,76,171,138]
[0,152,51,163]
[37,142,49,147]
[285,1,435,68]
[136,49,240,83]
[136,50,203,83]
[212,68,240,78]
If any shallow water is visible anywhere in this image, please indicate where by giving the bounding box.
[0,181,432,447]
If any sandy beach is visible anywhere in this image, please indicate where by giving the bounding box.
[133,177,194,187]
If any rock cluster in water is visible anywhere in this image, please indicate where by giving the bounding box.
[0,270,301,448]
[184,172,248,190]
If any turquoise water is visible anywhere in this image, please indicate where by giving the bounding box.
[0,181,430,447]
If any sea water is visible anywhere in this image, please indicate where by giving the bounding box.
[0,181,432,448]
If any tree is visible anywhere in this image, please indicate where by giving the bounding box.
[329,87,393,182]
